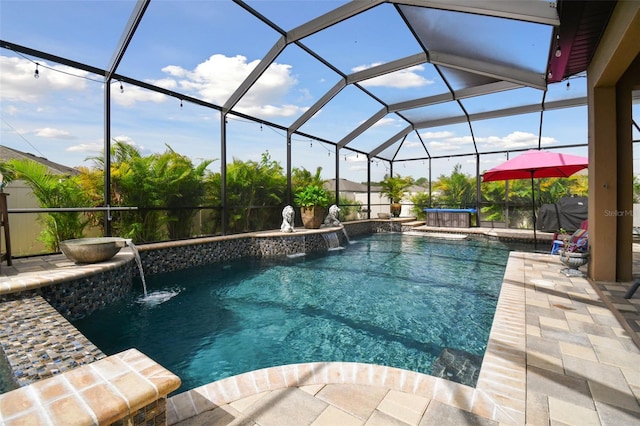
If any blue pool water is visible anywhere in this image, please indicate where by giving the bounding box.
[73,233,510,394]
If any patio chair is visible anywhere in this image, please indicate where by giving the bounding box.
[551,219,588,254]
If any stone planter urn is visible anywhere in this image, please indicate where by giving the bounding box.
[300,206,326,229]
[559,250,589,277]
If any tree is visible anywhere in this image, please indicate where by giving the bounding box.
[208,152,287,233]
[433,164,475,208]
[88,141,214,242]
[155,146,214,239]
[6,159,90,251]
[410,192,431,219]
[291,166,324,193]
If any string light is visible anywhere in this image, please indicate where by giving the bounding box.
[554,35,561,58]
[119,81,124,93]
[180,99,183,108]
[566,81,570,91]
[260,123,263,131]
[34,63,39,79]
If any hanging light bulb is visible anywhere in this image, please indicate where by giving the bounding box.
[566,81,571,91]
[119,81,124,93]
[180,99,183,108]
[548,70,553,80]
[34,63,39,79]
[554,34,561,57]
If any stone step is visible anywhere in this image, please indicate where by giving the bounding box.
[403,220,426,227]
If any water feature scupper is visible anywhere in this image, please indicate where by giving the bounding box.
[321,205,352,244]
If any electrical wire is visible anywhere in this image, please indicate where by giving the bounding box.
[1,117,47,157]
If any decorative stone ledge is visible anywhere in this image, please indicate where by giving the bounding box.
[0,295,105,387]
[0,348,181,425]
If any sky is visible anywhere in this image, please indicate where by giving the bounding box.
[0,1,637,184]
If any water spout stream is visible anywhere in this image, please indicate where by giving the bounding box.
[340,226,351,244]
[322,232,342,251]
[126,240,148,298]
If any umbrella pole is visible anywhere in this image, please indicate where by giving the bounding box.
[531,172,537,251]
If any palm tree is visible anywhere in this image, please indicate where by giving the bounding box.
[379,174,414,217]
[433,164,475,208]
[7,159,90,250]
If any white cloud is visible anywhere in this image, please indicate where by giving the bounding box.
[346,153,367,163]
[428,140,465,151]
[476,131,556,149]
[112,83,171,107]
[160,54,305,117]
[34,127,74,139]
[66,142,103,153]
[0,56,88,103]
[404,141,423,148]
[111,136,149,155]
[354,63,434,89]
[371,117,396,128]
[421,131,455,139]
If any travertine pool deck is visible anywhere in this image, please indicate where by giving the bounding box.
[1,227,639,425]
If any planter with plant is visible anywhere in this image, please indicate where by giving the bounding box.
[294,184,329,229]
[380,174,413,217]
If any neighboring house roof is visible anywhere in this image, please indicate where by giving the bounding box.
[324,179,429,194]
[408,185,428,193]
[324,178,370,193]
[0,145,79,176]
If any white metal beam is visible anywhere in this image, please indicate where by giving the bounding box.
[412,97,588,129]
[223,36,287,113]
[290,79,347,132]
[369,126,414,158]
[337,108,389,149]
[288,0,385,41]
[428,49,547,90]
[391,0,560,26]
[347,53,428,84]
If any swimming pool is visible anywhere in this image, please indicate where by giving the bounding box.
[73,233,510,395]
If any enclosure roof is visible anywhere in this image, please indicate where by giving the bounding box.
[0,0,618,165]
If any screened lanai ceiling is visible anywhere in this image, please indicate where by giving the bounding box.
[0,0,619,173]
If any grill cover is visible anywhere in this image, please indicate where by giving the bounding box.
[538,196,588,233]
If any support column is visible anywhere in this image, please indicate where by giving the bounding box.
[586,1,640,282]
[615,55,640,281]
[588,86,618,281]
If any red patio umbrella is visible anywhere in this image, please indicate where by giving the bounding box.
[482,150,588,250]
